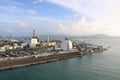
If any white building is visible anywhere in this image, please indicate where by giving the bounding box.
[0,47,5,52]
[30,30,40,48]
[47,41,56,46]
[31,37,39,44]
[4,45,13,50]
[30,37,40,48]
[61,38,73,51]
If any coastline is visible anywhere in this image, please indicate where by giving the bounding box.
[0,51,80,71]
[0,49,107,71]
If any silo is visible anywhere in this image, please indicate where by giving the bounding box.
[68,40,73,50]
[61,38,73,51]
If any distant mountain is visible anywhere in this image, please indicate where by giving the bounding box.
[5,34,117,40]
[61,34,112,39]
[88,34,120,39]
[86,34,111,38]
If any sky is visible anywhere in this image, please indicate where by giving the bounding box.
[0,0,120,36]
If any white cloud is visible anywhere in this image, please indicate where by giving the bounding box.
[31,0,45,4]
[28,9,37,15]
[4,19,28,27]
[17,21,27,27]
[43,0,120,36]
[0,5,24,14]
[58,17,120,36]
[1,0,120,36]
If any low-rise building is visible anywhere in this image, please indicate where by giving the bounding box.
[0,47,5,52]
[47,41,56,46]
[18,42,29,48]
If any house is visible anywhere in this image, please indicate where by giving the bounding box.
[0,47,5,52]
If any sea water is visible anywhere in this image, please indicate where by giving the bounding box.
[0,38,120,80]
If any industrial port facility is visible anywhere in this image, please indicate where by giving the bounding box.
[0,30,109,71]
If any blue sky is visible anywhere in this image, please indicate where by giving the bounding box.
[0,0,120,36]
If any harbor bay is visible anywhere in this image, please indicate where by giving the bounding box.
[0,38,119,80]
[0,0,120,80]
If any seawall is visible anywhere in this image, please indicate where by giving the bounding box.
[0,49,107,71]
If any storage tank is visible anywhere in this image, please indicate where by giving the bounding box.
[68,40,73,50]
[61,38,73,51]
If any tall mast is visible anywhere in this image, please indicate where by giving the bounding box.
[33,30,35,37]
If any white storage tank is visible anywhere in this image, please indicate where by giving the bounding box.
[61,38,73,51]
[68,40,73,50]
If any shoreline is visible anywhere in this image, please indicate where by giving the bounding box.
[0,49,107,71]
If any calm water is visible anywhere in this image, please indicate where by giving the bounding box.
[0,38,120,80]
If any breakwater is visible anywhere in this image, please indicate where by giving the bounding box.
[0,48,107,71]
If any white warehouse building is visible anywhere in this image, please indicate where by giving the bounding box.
[61,38,73,51]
